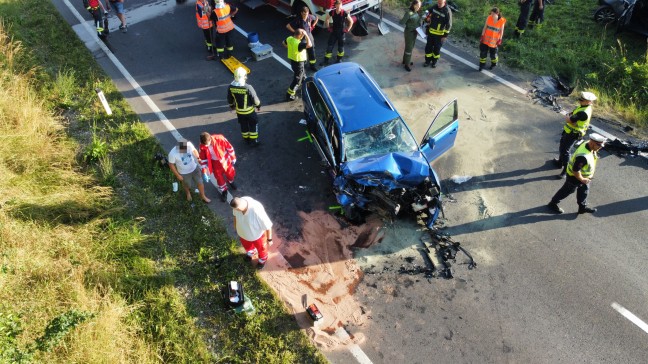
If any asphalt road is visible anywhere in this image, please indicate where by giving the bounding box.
[55,0,648,362]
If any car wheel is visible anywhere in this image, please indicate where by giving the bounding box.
[594,5,617,24]
[344,205,364,224]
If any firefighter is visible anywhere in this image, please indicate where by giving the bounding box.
[514,0,532,37]
[284,29,311,101]
[198,132,237,202]
[529,0,545,28]
[210,0,238,59]
[83,0,109,40]
[554,91,597,178]
[547,133,606,215]
[195,0,214,52]
[478,7,506,71]
[227,67,262,145]
[287,5,318,71]
[400,0,423,72]
[323,0,353,65]
[423,0,452,68]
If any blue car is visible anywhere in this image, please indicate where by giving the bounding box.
[301,62,459,227]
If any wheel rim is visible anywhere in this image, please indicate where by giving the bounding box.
[595,7,616,24]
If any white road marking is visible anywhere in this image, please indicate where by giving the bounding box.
[612,302,648,334]
[335,327,374,364]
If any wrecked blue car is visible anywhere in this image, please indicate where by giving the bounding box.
[302,62,459,227]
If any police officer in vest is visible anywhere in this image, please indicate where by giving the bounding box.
[547,133,606,215]
[227,67,262,145]
[210,0,238,59]
[423,0,452,68]
[554,91,597,178]
[284,29,312,101]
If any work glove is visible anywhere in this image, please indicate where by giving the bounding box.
[497,38,502,46]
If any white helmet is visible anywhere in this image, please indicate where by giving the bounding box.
[234,67,247,85]
[215,0,225,8]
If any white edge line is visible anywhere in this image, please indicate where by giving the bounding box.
[335,327,374,364]
[234,24,292,70]
[611,302,648,334]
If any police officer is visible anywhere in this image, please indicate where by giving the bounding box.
[547,133,606,215]
[227,68,261,145]
[323,0,353,65]
[287,5,319,71]
[423,0,452,68]
[554,91,597,178]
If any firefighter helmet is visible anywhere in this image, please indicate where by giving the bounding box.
[234,67,247,85]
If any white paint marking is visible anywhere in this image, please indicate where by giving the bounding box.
[335,327,374,364]
[612,302,648,334]
[233,25,292,70]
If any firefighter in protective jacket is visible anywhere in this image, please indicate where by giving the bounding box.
[227,68,262,145]
[199,132,237,202]
[423,0,452,68]
[196,0,214,52]
[210,0,238,59]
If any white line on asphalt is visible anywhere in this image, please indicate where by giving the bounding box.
[612,302,648,334]
[233,25,293,69]
[335,327,374,364]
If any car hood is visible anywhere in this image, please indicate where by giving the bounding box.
[341,151,431,189]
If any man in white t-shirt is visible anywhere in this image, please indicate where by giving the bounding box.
[168,139,211,203]
[230,196,273,269]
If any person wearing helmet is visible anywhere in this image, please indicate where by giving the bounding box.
[548,133,606,215]
[554,91,597,178]
[210,0,238,59]
[195,0,214,52]
[227,68,262,145]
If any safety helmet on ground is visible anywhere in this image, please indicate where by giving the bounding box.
[234,67,247,84]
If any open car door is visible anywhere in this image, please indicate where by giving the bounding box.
[420,99,459,162]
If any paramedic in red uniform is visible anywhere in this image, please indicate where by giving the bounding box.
[198,132,237,202]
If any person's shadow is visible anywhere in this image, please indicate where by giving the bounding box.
[446,160,559,192]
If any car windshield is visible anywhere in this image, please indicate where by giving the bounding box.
[343,117,419,161]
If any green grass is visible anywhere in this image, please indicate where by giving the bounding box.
[401,0,648,129]
[0,0,325,362]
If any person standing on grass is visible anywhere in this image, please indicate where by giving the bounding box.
[168,139,211,203]
[423,0,452,68]
[478,7,506,71]
[198,132,237,202]
[323,0,353,65]
[554,91,597,178]
[231,197,273,270]
[514,0,532,37]
[287,5,319,71]
[400,0,422,72]
[107,0,127,32]
[529,0,544,28]
[284,29,311,101]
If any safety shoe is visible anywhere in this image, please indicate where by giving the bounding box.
[286,93,296,101]
[220,190,227,202]
[257,261,266,270]
[478,64,484,71]
[556,171,566,179]
[430,61,437,68]
[547,202,564,214]
[404,65,412,72]
[578,206,597,214]
[244,253,253,262]
[310,64,318,71]
[228,182,237,190]
[423,62,430,67]
[490,63,497,70]
[252,139,260,147]
[323,58,329,65]
[552,158,563,168]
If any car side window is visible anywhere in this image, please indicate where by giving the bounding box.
[329,122,342,163]
[306,83,332,124]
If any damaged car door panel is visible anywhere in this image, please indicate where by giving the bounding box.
[302,62,459,227]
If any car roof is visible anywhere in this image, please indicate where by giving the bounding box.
[313,63,401,133]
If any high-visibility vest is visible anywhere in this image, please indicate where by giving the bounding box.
[567,142,597,178]
[427,5,451,36]
[196,0,213,29]
[286,36,307,62]
[482,15,506,48]
[563,104,592,135]
[214,5,234,33]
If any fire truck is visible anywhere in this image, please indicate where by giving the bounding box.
[241,0,383,27]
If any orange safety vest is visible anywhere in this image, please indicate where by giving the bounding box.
[214,5,234,34]
[196,0,213,29]
[482,15,506,48]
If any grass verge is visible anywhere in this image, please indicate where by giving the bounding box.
[0,1,325,362]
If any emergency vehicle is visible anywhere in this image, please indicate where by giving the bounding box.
[241,0,382,25]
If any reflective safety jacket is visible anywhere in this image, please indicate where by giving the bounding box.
[213,5,234,33]
[199,134,236,174]
[564,104,592,136]
[286,36,307,62]
[482,15,506,48]
[567,142,598,178]
[227,83,260,115]
[426,4,452,36]
[196,0,213,29]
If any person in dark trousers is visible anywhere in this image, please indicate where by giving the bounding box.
[514,0,532,37]
[400,0,422,72]
[227,67,261,145]
[323,0,353,65]
[547,133,606,215]
[423,0,452,68]
[554,91,597,178]
[195,0,214,52]
[479,7,506,71]
[84,0,110,39]
[284,29,312,101]
[287,5,318,71]
[210,0,238,59]
[529,0,545,27]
